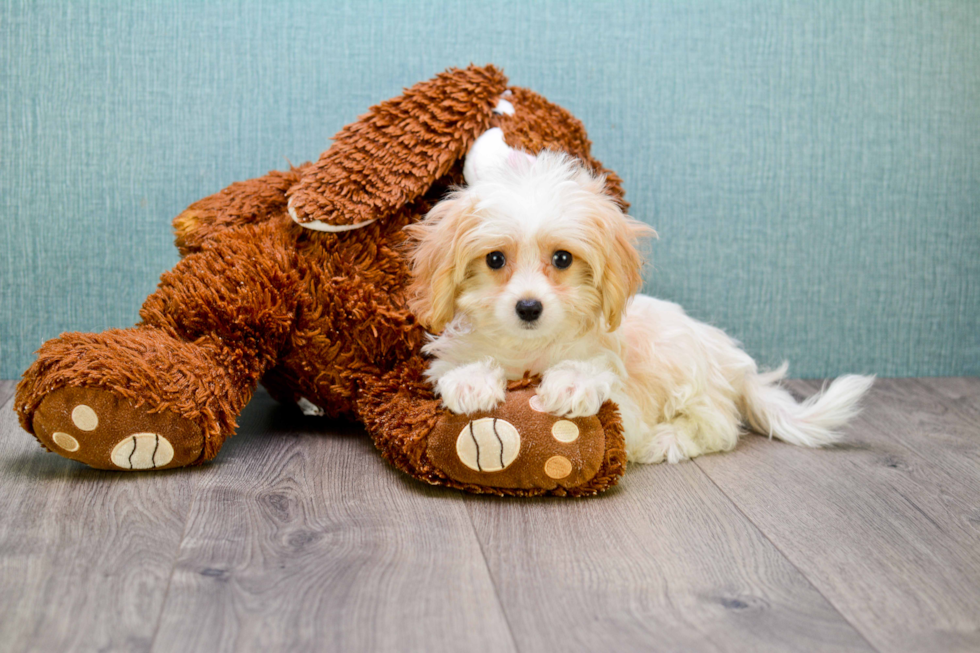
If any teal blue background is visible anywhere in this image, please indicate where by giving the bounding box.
[2,0,978,379]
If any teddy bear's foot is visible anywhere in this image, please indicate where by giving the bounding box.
[31,386,204,470]
[425,386,627,496]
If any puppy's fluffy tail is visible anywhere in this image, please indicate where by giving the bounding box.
[740,363,875,448]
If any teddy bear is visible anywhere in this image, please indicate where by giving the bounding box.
[15,65,630,497]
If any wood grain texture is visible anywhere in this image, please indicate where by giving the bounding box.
[694,378,980,653]
[0,385,201,652]
[464,462,874,653]
[151,391,514,653]
[0,381,15,408]
[2,379,979,653]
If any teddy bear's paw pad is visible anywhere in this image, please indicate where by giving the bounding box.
[427,387,606,491]
[109,433,175,470]
[456,418,521,472]
[32,387,203,470]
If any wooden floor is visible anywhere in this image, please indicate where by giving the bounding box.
[0,378,978,653]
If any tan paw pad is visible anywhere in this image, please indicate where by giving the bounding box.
[456,418,521,472]
[52,432,80,452]
[71,404,99,431]
[544,455,573,479]
[551,420,579,442]
[110,433,175,470]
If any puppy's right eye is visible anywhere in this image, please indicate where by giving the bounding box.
[486,251,506,269]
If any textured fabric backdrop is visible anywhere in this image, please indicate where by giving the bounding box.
[2,0,978,379]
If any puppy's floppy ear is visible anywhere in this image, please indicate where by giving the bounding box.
[289,65,508,231]
[405,195,477,333]
[591,196,656,331]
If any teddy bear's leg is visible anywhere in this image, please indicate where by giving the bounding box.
[16,223,299,469]
[352,361,629,496]
[19,328,247,469]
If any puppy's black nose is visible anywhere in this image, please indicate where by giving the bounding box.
[515,299,543,322]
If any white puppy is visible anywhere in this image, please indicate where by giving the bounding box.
[406,131,873,464]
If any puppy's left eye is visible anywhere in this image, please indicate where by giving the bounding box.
[486,251,506,269]
[552,250,573,269]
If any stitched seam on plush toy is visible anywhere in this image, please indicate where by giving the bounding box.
[492,418,504,469]
[469,421,482,472]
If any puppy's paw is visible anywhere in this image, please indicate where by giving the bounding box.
[536,360,617,418]
[436,360,507,415]
[632,422,704,465]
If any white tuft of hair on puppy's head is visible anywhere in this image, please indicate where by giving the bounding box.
[406,142,655,349]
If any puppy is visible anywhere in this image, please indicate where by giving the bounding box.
[406,132,873,463]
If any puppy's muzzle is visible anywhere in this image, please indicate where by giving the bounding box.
[515,299,543,323]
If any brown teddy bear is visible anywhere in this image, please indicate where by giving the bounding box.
[16,65,629,496]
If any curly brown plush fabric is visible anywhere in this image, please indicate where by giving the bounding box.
[289,65,508,228]
[16,65,629,496]
[174,166,306,256]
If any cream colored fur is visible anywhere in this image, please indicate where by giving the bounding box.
[407,149,874,464]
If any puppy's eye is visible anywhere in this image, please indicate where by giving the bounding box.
[552,250,573,269]
[486,251,506,270]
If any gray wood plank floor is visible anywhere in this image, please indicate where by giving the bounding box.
[1,378,978,653]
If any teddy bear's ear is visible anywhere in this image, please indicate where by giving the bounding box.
[287,65,508,232]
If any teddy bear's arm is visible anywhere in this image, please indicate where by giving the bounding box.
[352,360,628,497]
[286,64,509,230]
[173,165,308,256]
